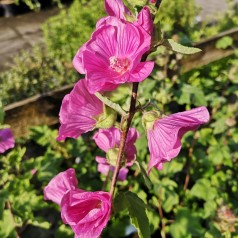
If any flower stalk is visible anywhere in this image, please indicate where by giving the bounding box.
[109,54,148,197]
[109,82,139,196]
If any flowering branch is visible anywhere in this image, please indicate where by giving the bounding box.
[109,54,148,197]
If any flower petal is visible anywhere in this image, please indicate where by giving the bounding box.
[44,168,79,205]
[148,107,210,172]
[104,0,131,19]
[57,79,103,141]
[129,61,154,82]
[0,128,15,153]
[137,7,154,34]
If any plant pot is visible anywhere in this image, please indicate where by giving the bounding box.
[1,0,16,17]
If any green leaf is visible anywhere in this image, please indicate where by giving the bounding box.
[114,192,150,238]
[135,161,152,189]
[0,107,4,124]
[0,210,17,238]
[190,178,217,201]
[215,36,233,49]
[170,207,205,238]
[55,224,74,238]
[125,191,150,238]
[177,84,207,106]
[114,192,128,213]
[27,217,51,229]
[203,200,217,218]
[162,190,179,213]
[162,39,202,54]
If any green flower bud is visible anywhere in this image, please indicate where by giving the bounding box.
[142,110,161,130]
[106,148,119,166]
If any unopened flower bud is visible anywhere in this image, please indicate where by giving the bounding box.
[106,148,119,166]
[142,110,161,130]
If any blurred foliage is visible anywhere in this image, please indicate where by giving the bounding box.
[0,46,77,106]
[14,0,63,10]
[0,0,104,106]
[1,0,238,106]
[42,0,105,61]
[0,0,238,237]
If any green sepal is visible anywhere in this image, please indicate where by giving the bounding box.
[95,106,117,129]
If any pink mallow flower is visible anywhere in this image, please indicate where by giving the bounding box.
[44,168,111,238]
[145,107,210,172]
[61,189,111,238]
[73,17,154,94]
[0,128,15,153]
[93,127,139,180]
[57,79,103,141]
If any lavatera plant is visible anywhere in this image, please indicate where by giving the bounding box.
[44,0,209,237]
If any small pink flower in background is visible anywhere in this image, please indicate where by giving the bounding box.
[73,18,154,93]
[44,169,111,238]
[61,189,111,238]
[31,169,37,175]
[0,128,15,153]
[57,79,103,141]
[93,127,139,180]
[149,0,156,3]
[146,107,210,172]
[44,168,78,205]
[96,156,129,181]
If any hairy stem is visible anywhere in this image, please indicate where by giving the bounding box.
[109,82,139,196]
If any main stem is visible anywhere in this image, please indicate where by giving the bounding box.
[108,0,164,197]
[109,82,139,196]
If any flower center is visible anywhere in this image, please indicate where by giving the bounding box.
[109,56,130,74]
[96,201,102,209]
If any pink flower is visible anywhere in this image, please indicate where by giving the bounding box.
[61,189,111,238]
[44,168,78,205]
[96,156,129,181]
[73,17,154,94]
[146,107,210,172]
[0,128,15,153]
[57,79,103,141]
[149,0,156,3]
[93,127,139,180]
[44,168,111,238]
